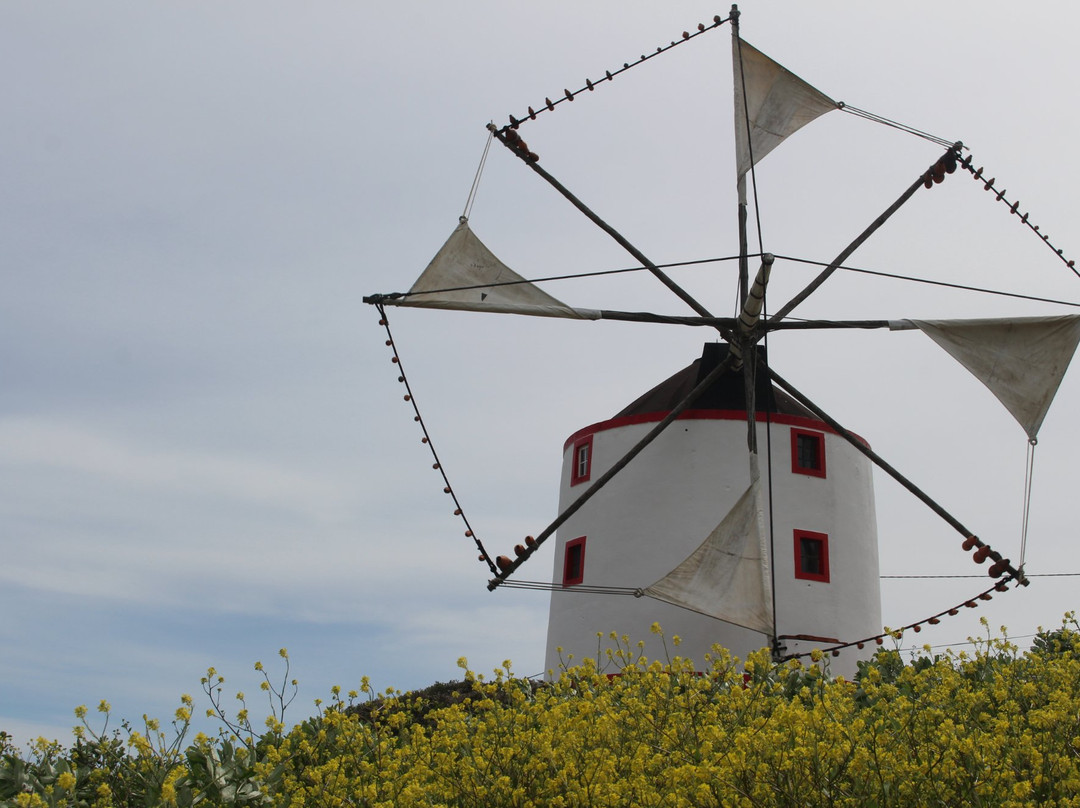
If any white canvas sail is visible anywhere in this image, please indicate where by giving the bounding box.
[643,478,773,635]
[391,220,599,320]
[903,315,1080,440]
[733,38,838,184]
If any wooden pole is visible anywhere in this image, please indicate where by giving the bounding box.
[763,364,1028,585]
[488,353,736,589]
[732,4,749,304]
[596,312,897,330]
[488,124,725,330]
[366,295,915,332]
[769,143,962,323]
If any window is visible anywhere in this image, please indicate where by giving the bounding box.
[563,536,586,586]
[791,428,826,478]
[794,530,830,582]
[570,435,593,486]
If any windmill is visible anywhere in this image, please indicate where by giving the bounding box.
[364,7,1080,675]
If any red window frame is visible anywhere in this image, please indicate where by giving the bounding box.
[570,434,593,487]
[791,428,826,478]
[794,530,830,583]
[563,536,586,586]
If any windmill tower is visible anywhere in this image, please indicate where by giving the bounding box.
[544,343,881,676]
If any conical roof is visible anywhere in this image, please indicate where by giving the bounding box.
[615,343,813,419]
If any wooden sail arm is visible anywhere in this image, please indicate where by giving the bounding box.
[487,352,737,590]
[364,294,915,332]
[763,363,1029,586]
[487,124,732,341]
[769,142,964,323]
[597,312,902,330]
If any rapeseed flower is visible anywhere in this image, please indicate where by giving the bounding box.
[7,618,1080,806]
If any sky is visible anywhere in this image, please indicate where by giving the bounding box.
[3,1,1080,747]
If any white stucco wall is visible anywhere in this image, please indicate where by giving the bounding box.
[544,411,881,678]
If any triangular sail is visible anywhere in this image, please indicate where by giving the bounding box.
[643,478,773,635]
[906,315,1080,440]
[733,38,837,184]
[393,220,599,319]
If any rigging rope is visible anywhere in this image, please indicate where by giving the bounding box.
[1019,438,1036,570]
[461,129,494,222]
[368,251,1080,311]
[497,579,640,596]
[882,572,1079,578]
[375,255,743,303]
[375,304,498,576]
[496,15,731,136]
[782,577,1019,662]
[505,571,1079,587]
[838,103,956,148]
[772,254,1080,309]
[516,571,1027,661]
[958,153,1080,279]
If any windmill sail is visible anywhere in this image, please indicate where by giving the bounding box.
[733,38,838,185]
[643,478,773,635]
[898,315,1080,440]
[390,219,599,320]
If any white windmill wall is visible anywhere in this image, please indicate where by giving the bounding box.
[543,382,881,678]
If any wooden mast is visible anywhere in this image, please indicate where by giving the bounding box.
[731,4,750,305]
[730,3,779,653]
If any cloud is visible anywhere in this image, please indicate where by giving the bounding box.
[0,417,350,515]
[2,0,1079,751]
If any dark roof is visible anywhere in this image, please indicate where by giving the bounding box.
[614,342,814,419]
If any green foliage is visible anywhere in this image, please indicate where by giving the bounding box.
[3,618,1080,807]
[178,741,270,807]
[1031,612,1080,656]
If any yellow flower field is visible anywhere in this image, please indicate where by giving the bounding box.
[3,618,1080,807]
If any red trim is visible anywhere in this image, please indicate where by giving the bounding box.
[794,530,830,583]
[562,536,586,586]
[790,428,827,478]
[564,409,868,451]
[569,434,593,486]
